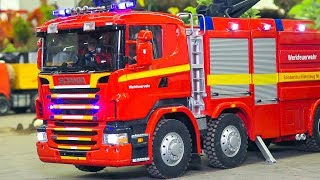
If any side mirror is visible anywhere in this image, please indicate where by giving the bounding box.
[136,30,153,67]
[37,38,43,70]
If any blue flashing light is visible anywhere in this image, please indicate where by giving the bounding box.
[53,8,72,17]
[110,0,136,11]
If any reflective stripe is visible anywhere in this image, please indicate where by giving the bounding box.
[53,127,93,132]
[253,74,278,85]
[51,104,99,110]
[56,137,92,141]
[207,72,320,86]
[118,64,190,82]
[207,74,251,85]
[58,145,91,150]
[60,156,86,160]
[53,115,94,120]
[50,94,96,99]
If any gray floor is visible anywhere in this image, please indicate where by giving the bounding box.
[0,113,319,180]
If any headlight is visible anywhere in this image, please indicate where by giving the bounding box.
[37,132,48,142]
[103,133,128,145]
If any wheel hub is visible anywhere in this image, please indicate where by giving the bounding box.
[161,132,184,166]
[221,125,241,157]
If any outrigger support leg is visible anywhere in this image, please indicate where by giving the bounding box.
[255,136,277,164]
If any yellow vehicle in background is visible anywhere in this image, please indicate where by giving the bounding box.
[0,52,38,115]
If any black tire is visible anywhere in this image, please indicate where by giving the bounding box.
[74,165,105,172]
[204,113,248,168]
[247,139,271,151]
[146,119,192,179]
[298,107,320,152]
[0,96,10,115]
[12,107,28,114]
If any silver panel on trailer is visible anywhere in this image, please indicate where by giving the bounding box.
[253,38,278,104]
[209,38,250,98]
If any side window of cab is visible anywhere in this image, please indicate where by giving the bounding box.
[127,25,163,61]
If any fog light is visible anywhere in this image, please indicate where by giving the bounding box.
[37,132,48,143]
[103,133,128,145]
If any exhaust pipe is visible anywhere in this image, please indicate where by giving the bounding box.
[295,134,307,141]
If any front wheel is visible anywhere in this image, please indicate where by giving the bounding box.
[146,119,192,179]
[74,165,105,172]
[204,113,248,168]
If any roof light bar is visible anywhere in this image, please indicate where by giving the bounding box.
[111,0,136,10]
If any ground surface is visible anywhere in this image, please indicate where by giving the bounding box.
[0,113,320,180]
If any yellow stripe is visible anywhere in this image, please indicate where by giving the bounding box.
[82,116,94,120]
[61,156,86,160]
[253,74,278,85]
[118,64,190,82]
[279,72,320,83]
[56,137,92,141]
[207,71,320,86]
[54,115,63,119]
[39,74,54,89]
[54,115,93,120]
[58,145,91,150]
[53,128,93,132]
[90,72,111,87]
[50,94,96,99]
[207,74,251,85]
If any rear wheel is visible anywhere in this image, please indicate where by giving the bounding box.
[298,108,320,152]
[204,113,248,168]
[146,119,192,179]
[0,96,10,115]
[74,165,105,172]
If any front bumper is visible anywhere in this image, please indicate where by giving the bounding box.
[37,142,133,167]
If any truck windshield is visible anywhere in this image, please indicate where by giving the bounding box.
[43,29,124,72]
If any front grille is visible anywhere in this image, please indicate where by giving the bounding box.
[50,122,100,150]
[50,99,99,105]
[48,87,102,150]
[51,109,99,115]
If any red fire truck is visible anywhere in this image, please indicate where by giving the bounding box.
[35,0,320,178]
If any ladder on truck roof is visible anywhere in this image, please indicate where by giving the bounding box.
[178,13,207,121]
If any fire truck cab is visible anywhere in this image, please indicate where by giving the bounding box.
[35,0,320,178]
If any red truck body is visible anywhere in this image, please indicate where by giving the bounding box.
[35,9,320,178]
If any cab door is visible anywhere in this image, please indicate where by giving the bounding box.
[121,24,191,120]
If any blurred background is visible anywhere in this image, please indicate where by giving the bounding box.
[0,0,317,54]
[0,0,318,117]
